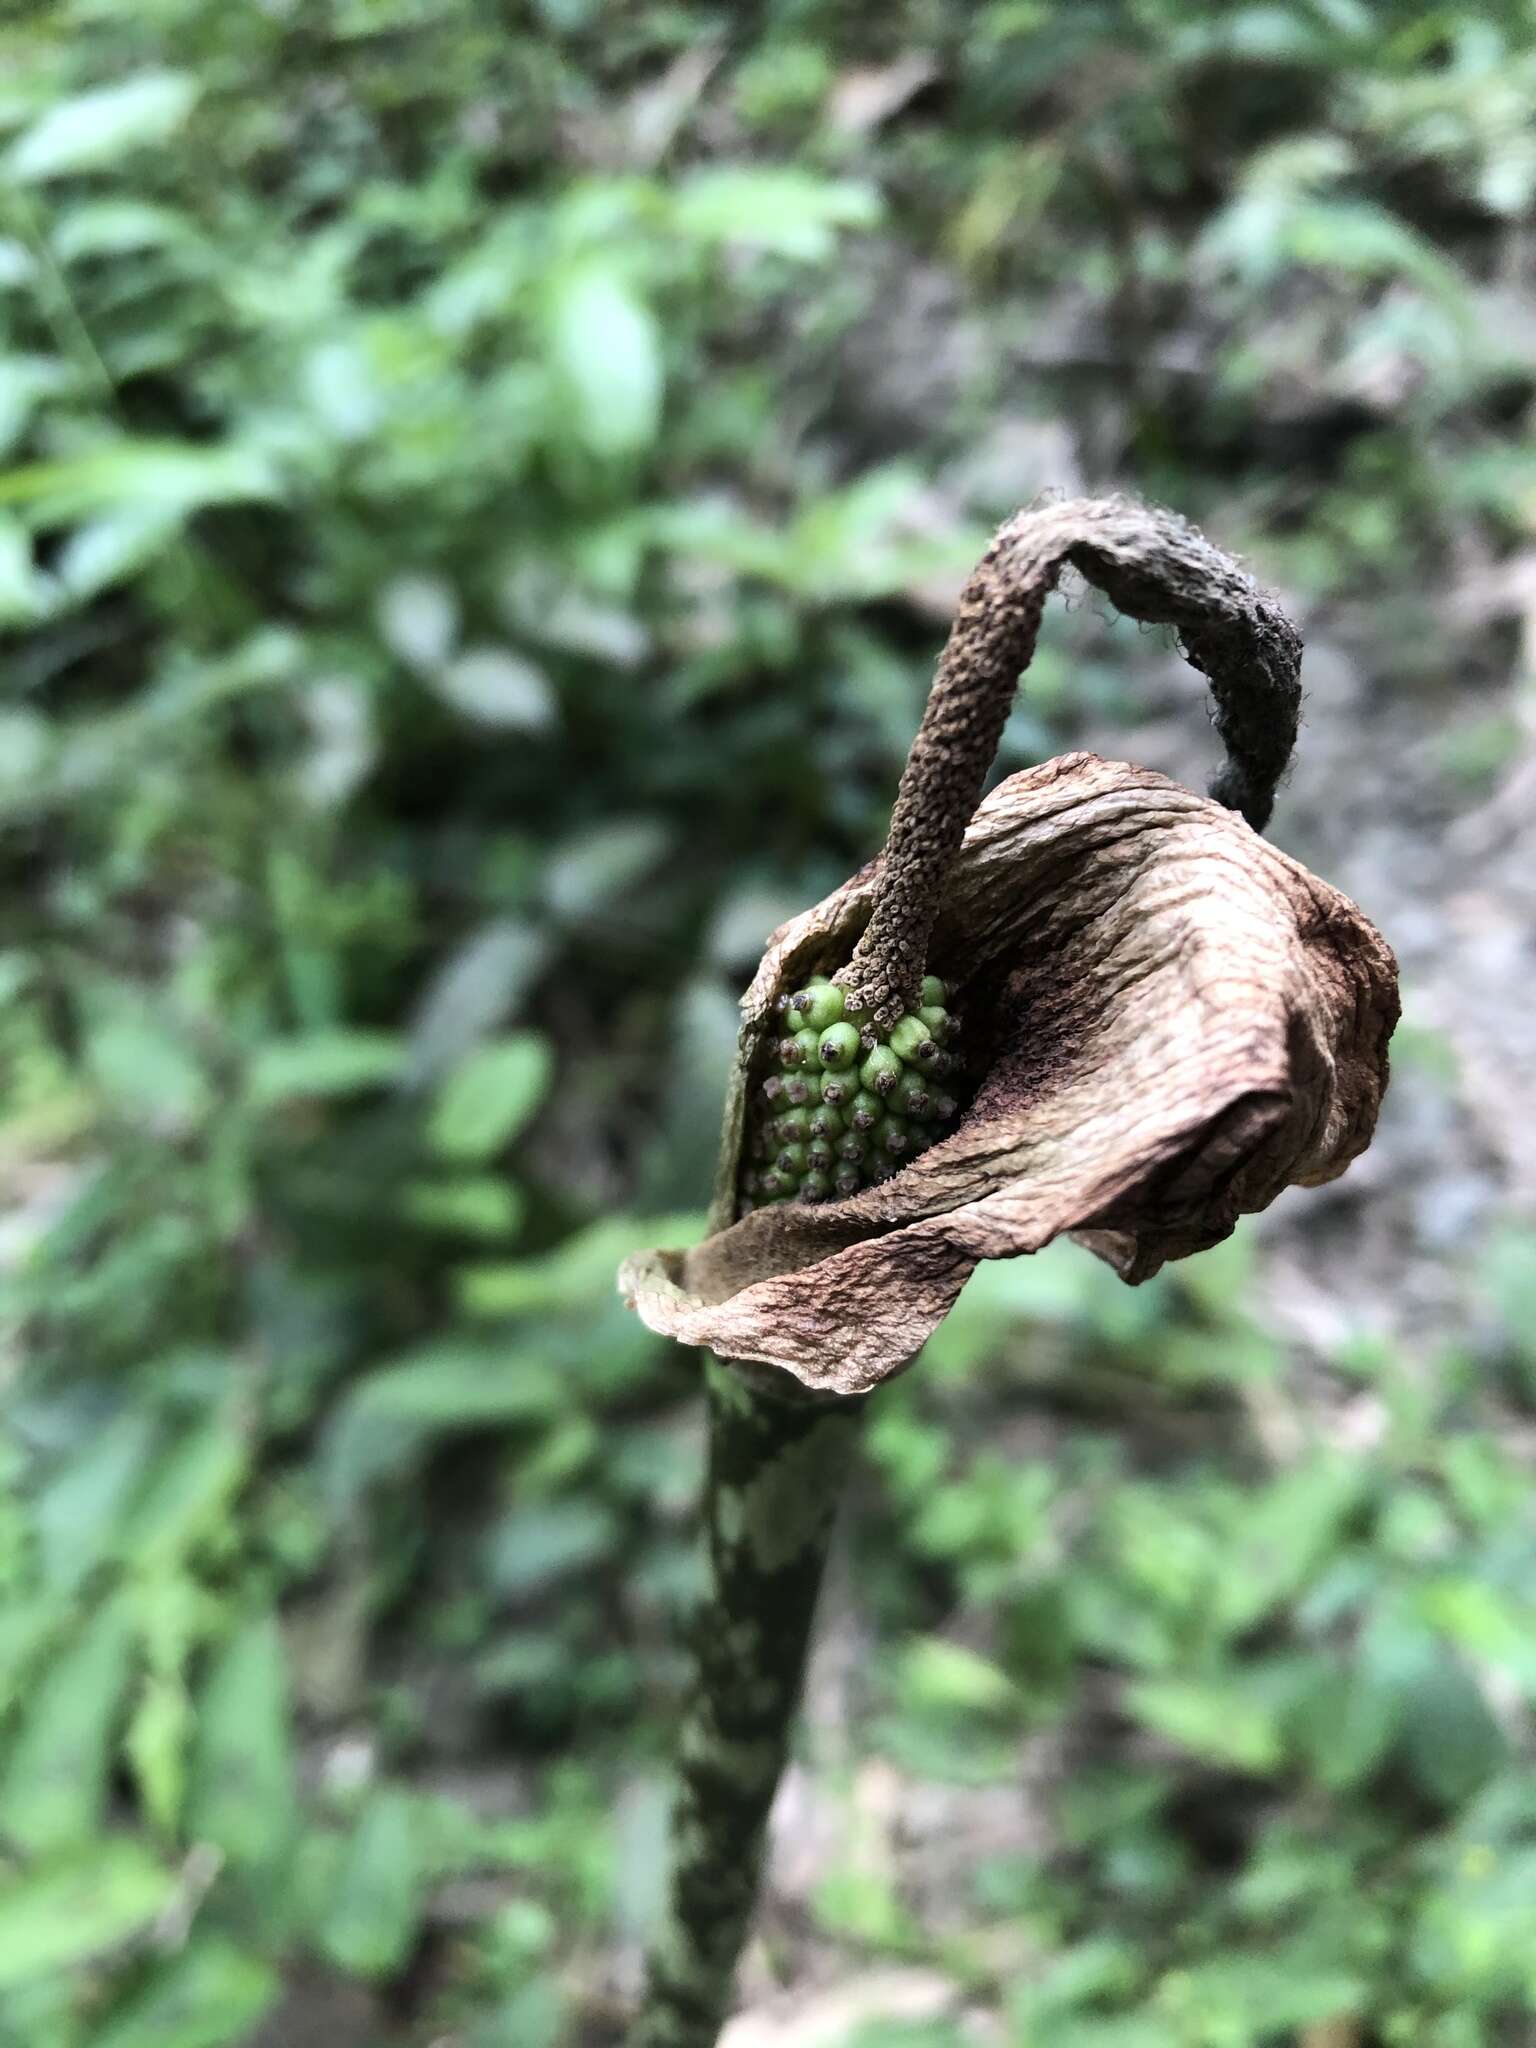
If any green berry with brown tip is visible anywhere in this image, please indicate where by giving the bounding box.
[876,1113,912,1157]
[848,1089,883,1131]
[792,1026,823,1069]
[889,1014,938,1066]
[801,1170,832,1202]
[794,983,845,1032]
[860,1044,902,1096]
[817,1021,861,1071]
[776,1107,812,1145]
[921,975,947,1008]
[891,1071,933,1119]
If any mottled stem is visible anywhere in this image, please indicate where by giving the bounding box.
[836,496,1303,1029]
[631,1362,862,2048]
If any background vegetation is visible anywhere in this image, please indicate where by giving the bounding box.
[3,3,1536,2043]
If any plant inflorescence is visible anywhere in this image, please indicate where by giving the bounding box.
[738,972,961,1211]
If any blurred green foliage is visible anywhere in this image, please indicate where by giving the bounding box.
[3,1,1536,2043]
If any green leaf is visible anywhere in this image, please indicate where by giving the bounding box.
[400,1175,526,1240]
[406,919,547,1083]
[126,1669,194,1837]
[457,1211,705,1316]
[431,647,556,729]
[376,572,459,671]
[51,199,198,263]
[0,440,276,521]
[0,1842,175,1989]
[92,1938,278,2048]
[1126,1676,1285,1774]
[485,1500,619,1597]
[543,818,668,918]
[0,516,50,624]
[1288,1657,1401,1791]
[57,506,182,602]
[121,1423,247,1568]
[0,357,71,461]
[85,997,210,1127]
[7,72,199,182]
[428,1034,552,1161]
[896,1636,1023,1718]
[547,263,663,457]
[318,1789,424,1977]
[1482,1225,1536,1368]
[324,1342,561,1499]
[1397,1652,1506,1807]
[0,1599,135,1851]
[186,1616,297,1870]
[0,1601,58,1722]
[672,168,880,258]
[32,1409,158,1592]
[247,1030,405,1105]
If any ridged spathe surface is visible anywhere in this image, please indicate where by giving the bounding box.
[621,753,1398,1397]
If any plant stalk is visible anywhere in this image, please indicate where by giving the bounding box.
[630,1361,862,2048]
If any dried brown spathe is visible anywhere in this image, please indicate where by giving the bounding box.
[620,753,1399,1398]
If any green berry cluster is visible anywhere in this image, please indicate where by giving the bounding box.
[739,974,962,1212]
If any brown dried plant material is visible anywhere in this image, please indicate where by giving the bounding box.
[620,753,1398,1398]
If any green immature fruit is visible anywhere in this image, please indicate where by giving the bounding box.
[817,1022,861,1071]
[741,968,965,1214]
[889,1014,940,1067]
[860,1044,903,1096]
[847,1090,883,1132]
[891,1071,933,1120]
[791,983,845,1032]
